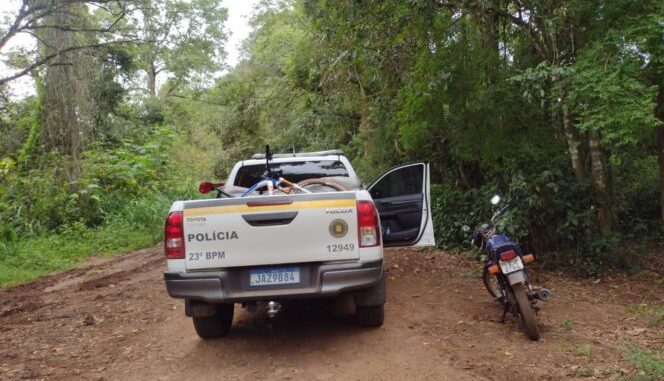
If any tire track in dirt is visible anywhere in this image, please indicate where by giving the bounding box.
[0,246,662,380]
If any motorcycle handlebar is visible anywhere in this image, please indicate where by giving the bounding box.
[490,204,511,224]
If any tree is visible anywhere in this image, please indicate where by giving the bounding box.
[137,0,227,97]
[0,0,142,88]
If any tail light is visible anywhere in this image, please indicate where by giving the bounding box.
[357,200,380,247]
[500,250,518,261]
[164,211,185,259]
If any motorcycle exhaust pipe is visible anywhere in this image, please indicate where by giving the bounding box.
[532,287,551,301]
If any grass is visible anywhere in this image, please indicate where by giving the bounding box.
[0,224,160,287]
[623,345,664,380]
[0,194,176,288]
[574,367,593,377]
[628,303,664,327]
[461,268,483,278]
[575,344,594,359]
[563,316,575,330]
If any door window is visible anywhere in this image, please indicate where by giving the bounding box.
[369,164,424,199]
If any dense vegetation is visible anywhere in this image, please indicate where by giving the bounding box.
[0,0,662,285]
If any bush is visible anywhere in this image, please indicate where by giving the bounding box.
[0,125,177,239]
[0,124,205,287]
[429,166,657,275]
[0,194,174,287]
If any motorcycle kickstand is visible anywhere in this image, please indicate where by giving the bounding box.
[499,306,509,324]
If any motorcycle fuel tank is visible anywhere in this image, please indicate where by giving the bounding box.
[485,234,512,252]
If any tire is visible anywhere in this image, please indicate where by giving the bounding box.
[482,267,501,298]
[290,179,347,194]
[512,283,540,340]
[356,304,384,327]
[192,303,234,339]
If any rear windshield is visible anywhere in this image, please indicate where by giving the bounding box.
[233,160,349,188]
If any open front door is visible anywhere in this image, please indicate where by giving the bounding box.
[367,162,435,247]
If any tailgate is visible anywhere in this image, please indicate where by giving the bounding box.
[182,192,359,270]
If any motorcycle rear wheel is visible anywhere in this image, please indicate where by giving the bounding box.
[482,267,501,298]
[512,282,540,340]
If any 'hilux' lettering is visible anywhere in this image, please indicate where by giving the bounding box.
[326,208,353,214]
[187,231,239,242]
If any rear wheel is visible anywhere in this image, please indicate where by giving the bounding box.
[482,267,501,298]
[356,304,384,327]
[512,283,540,340]
[192,303,234,339]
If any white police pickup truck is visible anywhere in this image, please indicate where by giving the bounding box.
[163,150,435,338]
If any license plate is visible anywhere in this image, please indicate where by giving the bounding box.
[499,258,524,274]
[250,267,300,286]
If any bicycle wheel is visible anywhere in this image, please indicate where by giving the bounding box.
[289,179,347,194]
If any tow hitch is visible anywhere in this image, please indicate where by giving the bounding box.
[267,301,282,318]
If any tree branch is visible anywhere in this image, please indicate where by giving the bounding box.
[0,40,141,86]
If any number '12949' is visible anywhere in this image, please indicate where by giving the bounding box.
[326,243,355,252]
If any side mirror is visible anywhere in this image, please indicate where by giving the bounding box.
[199,181,224,194]
[490,195,501,205]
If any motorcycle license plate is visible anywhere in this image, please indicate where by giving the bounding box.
[499,258,524,274]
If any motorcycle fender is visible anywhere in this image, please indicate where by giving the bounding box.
[506,271,526,286]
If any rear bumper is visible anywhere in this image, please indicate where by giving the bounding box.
[164,260,383,303]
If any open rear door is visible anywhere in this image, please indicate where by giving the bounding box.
[367,162,435,247]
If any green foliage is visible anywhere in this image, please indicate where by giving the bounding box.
[0,0,223,287]
[0,125,177,238]
[0,122,199,287]
[569,41,660,148]
[575,344,594,359]
[623,345,664,379]
[158,0,663,274]
[137,0,228,92]
[0,0,663,286]
[429,163,652,275]
[0,193,175,287]
[430,184,492,251]
[628,303,664,327]
[82,125,176,195]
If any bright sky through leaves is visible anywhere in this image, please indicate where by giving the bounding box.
[0,0,257,98]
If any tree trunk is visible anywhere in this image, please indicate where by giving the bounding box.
[558,82,585,181]
[658,126,664,233]
[657,88,664,233]
[588,130,613,235]
[41,3,81,182]
[147,61,157,97]
[142,0,157,97]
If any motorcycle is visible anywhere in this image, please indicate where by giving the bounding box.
[471,195,551,340]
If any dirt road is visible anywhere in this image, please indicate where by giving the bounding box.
[0,246,662,380]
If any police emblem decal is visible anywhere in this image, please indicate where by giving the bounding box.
[329,219,348,238]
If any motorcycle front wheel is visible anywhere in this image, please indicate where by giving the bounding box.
[482,267,501,298]
[512,282,540,340]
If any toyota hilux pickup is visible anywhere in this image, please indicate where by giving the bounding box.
[163,150,435,338]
